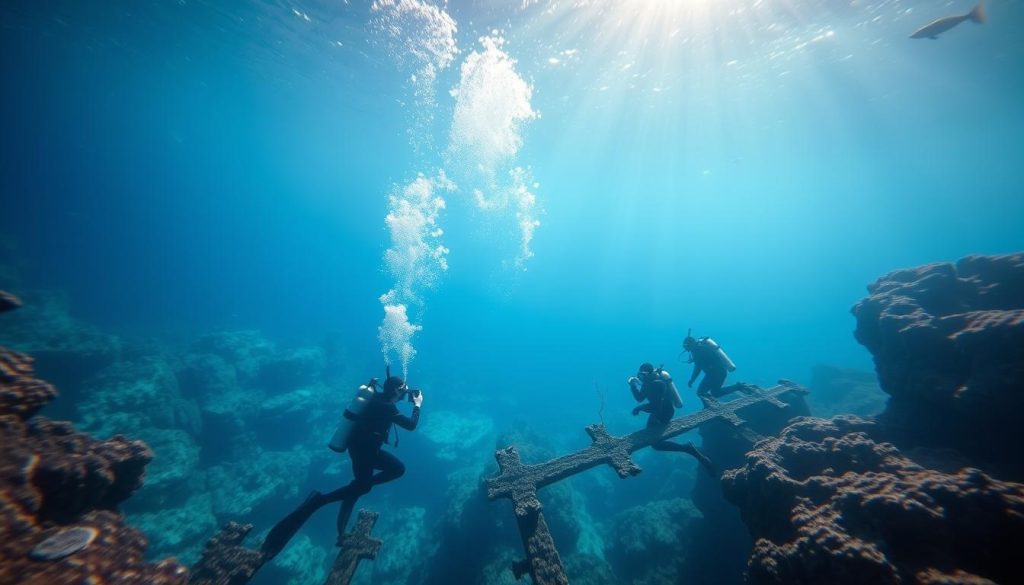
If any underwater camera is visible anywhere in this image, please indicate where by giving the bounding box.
[405,388,422,402]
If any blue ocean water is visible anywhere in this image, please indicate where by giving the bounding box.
[2,0,1022,583]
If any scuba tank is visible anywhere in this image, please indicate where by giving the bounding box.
[328,379,377,453]
[701,337,737,372]
[655,366,684,409]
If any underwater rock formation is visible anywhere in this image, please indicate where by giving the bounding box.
[0,291,122,417]
[188,522,267,585]
[723,416,1024,585]
[420,409,495,461]
[0,291,188,584]
[852,253,1024,477]
[686,386,810,585]
[487,383,808,585]
[604,498,700,584]
[1,342,58,420]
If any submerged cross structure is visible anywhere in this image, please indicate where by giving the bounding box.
[485,380,808,585]
[188,510,383,585]
[324,510,383,585]
[189,522,267,585]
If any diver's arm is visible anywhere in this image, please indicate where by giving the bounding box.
[629,378,644,402]
[393,406,420,431]
[632,402,653,416]
[688,363,702,387]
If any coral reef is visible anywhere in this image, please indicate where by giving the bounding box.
[723,416,1024,585]
[852,253,1024,476]
[720,254,1024,584]
[352,507,429,585]
[420,410,494,461]
[604,498,701,584]
[0,291,187,584]
[0,291,121,417]
[1,345,58,420]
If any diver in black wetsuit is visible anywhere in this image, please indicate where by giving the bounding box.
[261,375,422,558]
[629,362,716,474]
[683,334,736,402]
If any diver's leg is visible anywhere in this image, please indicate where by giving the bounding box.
[337,451,407,543]
[678,441,717,475]
[702,370,727,398]
[649,435,717,475]
[261,490,331,559]
[334,445,376,540]
[647,416,682,452]
[370,450,406,486]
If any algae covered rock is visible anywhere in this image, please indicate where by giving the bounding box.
[275,533,329,585]
[353,506,432,585]
[0,291,187,584]
[852,253,1024,476]
[722,416,1024,585]
[420,409,495,461]
[604,497,701,584]
[193,330,276,386]
[207,448,313,517]
[131,492,217,565]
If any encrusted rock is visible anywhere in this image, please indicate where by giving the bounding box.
[0,290,188,584]
[686,387,810,585]
[723,416,1024,585]
[852,253,1024,475]
[0,347,57,420]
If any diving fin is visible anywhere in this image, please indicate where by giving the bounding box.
[260,491,325,559]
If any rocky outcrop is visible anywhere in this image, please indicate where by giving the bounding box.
[1,346,58,420]
[720,254,1024,585]
[852,253,1024,477]
[685,387,810,585]
[0,291,187,584]
[604,498,700,584]
[0,291,122,418]
[723,416,1024,585]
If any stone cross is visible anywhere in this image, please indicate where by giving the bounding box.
[324,510,383,585]
[485,381,808,585]
[189,522,267,585]
[189,510,383,585]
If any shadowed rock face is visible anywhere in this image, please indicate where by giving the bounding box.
[852,253,1024,477]
[721,254,1024,585]
[723,416,1024,585]
[685,390,810,585]
[0,291,188,585]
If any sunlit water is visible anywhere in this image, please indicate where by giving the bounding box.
[2,0,1022,581]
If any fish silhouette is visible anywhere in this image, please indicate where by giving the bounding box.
[911,0,986,39]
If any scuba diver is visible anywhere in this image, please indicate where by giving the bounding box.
[260,372,423,559]
[682,330,738,403]
[628,362,716,475]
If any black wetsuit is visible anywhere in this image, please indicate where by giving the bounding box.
[631,375,703,457]
[690,343,727,398]
[262,396,420,557]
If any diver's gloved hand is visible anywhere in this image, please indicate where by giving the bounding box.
[628,376,640,389]
[631,406,641,416]
[412,391,424,408]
